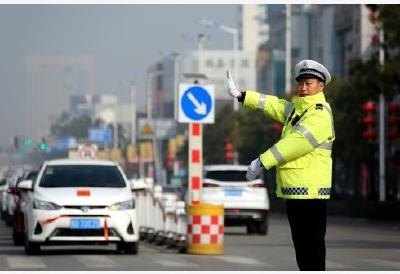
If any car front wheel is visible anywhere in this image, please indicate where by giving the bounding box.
[257,216,268,235]
[117,241,139,255]
[24,237,41,255]
[13,231,25,246]
[246,223,257,235]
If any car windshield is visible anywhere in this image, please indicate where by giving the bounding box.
[162,186,181,193]
[26,171,38,181]
[39,165,126,188]
[204,170,249,182]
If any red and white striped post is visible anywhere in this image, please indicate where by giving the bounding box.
[188,122,202,205]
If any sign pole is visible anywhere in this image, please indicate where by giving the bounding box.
[177,80,214,205]
[188,123,202,205]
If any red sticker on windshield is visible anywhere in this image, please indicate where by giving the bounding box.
[77,190,90,196]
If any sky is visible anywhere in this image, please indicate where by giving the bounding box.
[0,4,237,147]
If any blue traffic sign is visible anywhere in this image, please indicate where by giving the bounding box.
[89,127,112,143]
[46,136,77,153]
[180,86,213,121]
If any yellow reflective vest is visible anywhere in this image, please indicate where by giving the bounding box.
[243,90,335,199]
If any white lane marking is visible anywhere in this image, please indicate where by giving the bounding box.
[155,260,199,268]
[290,256,351,269]
[217,255,265,266]
[326,259,352,269]
[74,255,117,268]
[360,258,400,269]
[6,256,47,269]
[154,255,199,268]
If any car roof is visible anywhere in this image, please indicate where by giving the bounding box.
[204,164,248,171]
[44,158,117,166]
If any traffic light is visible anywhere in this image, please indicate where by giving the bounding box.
[371,32,379,46]
[167,151,175,170]
[387,102,400,140]
[40,137,47,151]
[365,5,381,48]
[224,137,234,163]
[362,101,377,140]
[12,136,19,149]
[366,4,379,23]
[23,139,33,146]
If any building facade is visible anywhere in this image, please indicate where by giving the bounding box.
[258,4,357,96]
[334,4,376,78]
[24,55,95,140]
[238,4,269,51]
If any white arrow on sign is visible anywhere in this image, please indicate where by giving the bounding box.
[187,92,207,115]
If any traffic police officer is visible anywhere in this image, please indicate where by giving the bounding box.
[226,59,335,271]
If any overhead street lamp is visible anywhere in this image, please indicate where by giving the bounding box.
[285,4,291,95]
[199,17,240,112]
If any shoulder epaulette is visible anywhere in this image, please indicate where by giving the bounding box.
[315,103,323,110]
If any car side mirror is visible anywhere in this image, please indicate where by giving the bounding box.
[17,180,33,191]
[130,179,147,191]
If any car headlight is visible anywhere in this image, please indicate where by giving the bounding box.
[109,199,135,210]
[33,199,62,210]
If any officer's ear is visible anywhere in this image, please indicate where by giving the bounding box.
[318,81,325,92]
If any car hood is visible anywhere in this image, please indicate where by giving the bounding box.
[34,187,132,206]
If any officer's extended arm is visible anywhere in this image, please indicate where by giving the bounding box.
[226,69,292,124]
[243,90,292,124]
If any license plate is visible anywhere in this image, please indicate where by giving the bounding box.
[70,219,100,229]
[224,189,242,197]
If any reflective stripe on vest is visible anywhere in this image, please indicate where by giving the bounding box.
[284,103,293,119]
[281,187,331,196]
[257,94,266,111]
[292,104,335,151]
[318,141,333,150]
[271,145,284,164]
[318,188,331,195]
[322,104,335,138]
[292,124,319,148]
[281,187,308,195]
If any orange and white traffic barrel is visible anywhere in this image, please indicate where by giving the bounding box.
[187,203,224,255]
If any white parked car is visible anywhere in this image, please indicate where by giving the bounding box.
[19,159,139,255]
[3,173,22,226]
[0,179,7,220]
[201,165,270,235]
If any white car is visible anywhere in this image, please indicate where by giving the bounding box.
[19,159,139,255]
[3,173,22,226]
[0,179,7,220]
[200,165,270,235]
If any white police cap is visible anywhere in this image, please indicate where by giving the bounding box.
[295,59,331,85]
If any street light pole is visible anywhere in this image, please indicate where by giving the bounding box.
[199,17,240,165]
[199,18,239,111]
[285,4,292,95]
[233,30,239,112]
[130,82,136,146]
[113,93,118,150]
[378,27,385,202]
[146,70,163,184]
[172,53,180,121]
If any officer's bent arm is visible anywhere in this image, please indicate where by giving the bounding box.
[259,110,333,170]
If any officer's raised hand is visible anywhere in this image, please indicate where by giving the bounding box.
[226,69,241,98]
[246,157,263,181]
